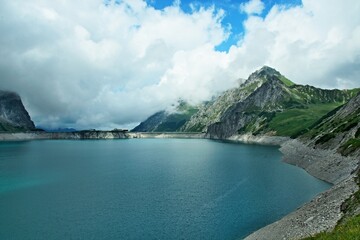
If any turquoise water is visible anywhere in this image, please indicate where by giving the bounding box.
[0,139,330,239]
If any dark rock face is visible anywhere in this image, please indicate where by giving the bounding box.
[0,90,35,131]
[206,76,287,139]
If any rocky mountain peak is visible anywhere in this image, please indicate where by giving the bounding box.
[248,66,281,81]
[0,90,35,131]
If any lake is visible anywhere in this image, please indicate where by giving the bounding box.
[0,139,330,239]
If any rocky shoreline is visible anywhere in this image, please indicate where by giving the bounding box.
[0,132,357,240]
[204,134,359,239]
[244,138,359,240]
[244,175,358,240]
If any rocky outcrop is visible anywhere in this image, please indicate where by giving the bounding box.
[0,90,35,131]
[206,76,287,139]
[182,67,283,133]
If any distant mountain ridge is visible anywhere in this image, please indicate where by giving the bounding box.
[0,90,35,132]
[131,101,199,132]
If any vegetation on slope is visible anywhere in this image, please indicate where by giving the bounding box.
[267,103,343,137]
[279,75,295,87]
[302,215,360,240]
[276,86,359,137]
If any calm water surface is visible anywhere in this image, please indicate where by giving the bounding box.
[0,139,330,239]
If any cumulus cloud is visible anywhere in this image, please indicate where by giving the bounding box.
[1,0,360,129]
[240,0,265,15]
[231,0,360,89]
[0,0,232,129]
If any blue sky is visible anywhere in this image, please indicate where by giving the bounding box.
[146,0,302,51]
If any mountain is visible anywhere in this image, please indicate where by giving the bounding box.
[0,90,35,132]
[134,66,359,138]
[131,101,199,132]
[206,66,359,139]
[182,67,280,132]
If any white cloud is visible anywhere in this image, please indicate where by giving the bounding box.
[231,0,360,89]
[240,0,265,15]
[0,0,230,129]
[1,0,360,130]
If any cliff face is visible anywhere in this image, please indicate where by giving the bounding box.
[0,90,35,132]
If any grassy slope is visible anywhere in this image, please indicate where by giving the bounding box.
[255,83,359,137]
[303,215,360,240]
[267,103,342,137]
[279,75,295,86]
